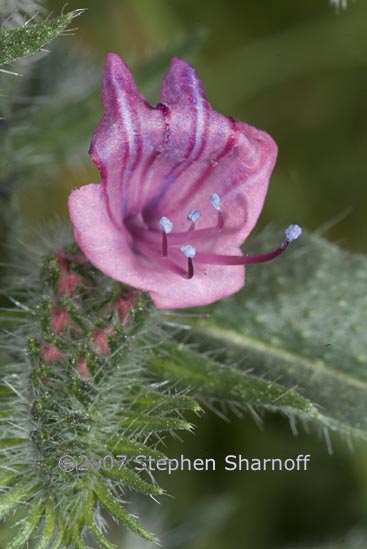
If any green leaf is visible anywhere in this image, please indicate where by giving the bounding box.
[37,502,56,549]
[101,467,164,496]
[128,386,201,415]
[0,437,27,448]
[52,520,68,549]
[71,536,88,549]
[106,439,167,461]
[0,10,84,66]
[85,494,116,549]
[148,346,318,420]
[87,519,116,549]
[166,231,367,440]
[8,501,43,549]
[0,480,34,519]
[0,470,20,488]
[119,413,194,435]
[94,480,158,543]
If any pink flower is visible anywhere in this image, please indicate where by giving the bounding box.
[69,54,301,309]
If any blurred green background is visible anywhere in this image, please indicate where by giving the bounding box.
[1,0,367,547]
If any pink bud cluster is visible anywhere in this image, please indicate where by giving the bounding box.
[37,250,138,382]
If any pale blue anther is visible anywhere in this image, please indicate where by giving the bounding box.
[187,210,201,223]
[181,245,196,259]
[210,193,221,210]
[285,224,302,242]
[159,216,173,234]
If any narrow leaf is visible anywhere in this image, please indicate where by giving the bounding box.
[119,413,193,435]
[94,480,158,543]
[0,10,84,66]
[107,439,167,461]
[0,470,20,487]
[0,438,27,449]
[85,493,116,549]
[37,502,56,549]
[148,345,318,419]
[128,387,201,415]
[87,519,116,549]
[101,467,164,496]
[0,480,33,519]
[8,502,44,549]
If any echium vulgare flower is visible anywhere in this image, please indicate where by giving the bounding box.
[69,54,301,308]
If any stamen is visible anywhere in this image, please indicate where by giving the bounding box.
[194,225,302,266]
[285,224,302,242]
[159,216,173,234]
[210,194,221,210]
[181,245,196,279]
[187,209,201,231]
[210,193,224,231]
[159,216,173,258]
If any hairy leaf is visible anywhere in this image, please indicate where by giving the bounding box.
[94,481,158,543]
[0,10,83,66]
[37,502,56,549]
[148,344,319,421]
[7,502,43,549]
[166,231,367,440]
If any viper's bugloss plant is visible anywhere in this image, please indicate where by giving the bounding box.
[1,7,366,547]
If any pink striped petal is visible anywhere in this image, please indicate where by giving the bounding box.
[141,58,277,251]
[89,53,164,225]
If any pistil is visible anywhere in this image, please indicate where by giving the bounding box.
[195,225,302,266]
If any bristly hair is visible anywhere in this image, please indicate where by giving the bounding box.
[0,221,200,547]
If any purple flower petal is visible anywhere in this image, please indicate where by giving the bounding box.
[68,54,278,309]
[142,58,277,251]
[89,53,163,225]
